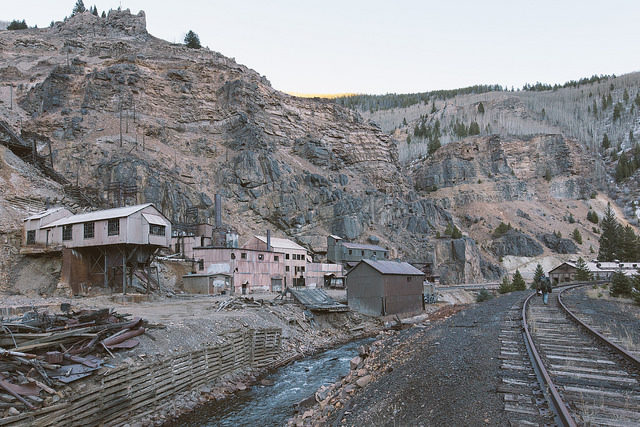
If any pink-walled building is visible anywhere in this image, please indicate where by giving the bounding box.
[245,235,309,287]
[192,246,285,294]
[23,207,73,247]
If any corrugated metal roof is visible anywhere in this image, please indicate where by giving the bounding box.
[355,259,425,276]
[24,207,68,221]
[341,242,387,251]
[287,288,348,312]
[255,235,306,251]
[142,213,168,226]
[43,204,154,228]
[329,234,343,240]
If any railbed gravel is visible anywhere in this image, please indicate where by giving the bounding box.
[561,285,640,354]
[324,291,529,426]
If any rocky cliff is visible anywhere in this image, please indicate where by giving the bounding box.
[0,10,618,285]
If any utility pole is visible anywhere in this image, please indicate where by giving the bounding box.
[119,98,123,147]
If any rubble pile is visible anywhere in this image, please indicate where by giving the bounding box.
[0,306,149,418]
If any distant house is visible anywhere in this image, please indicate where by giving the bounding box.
[327,235,388,265]
[346,259,425,316]
[23,203,171,295]
[23,207,73,247]
[245,235,309,287]
[549,260,640,283]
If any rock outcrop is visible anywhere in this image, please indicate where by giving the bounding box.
[491,229,544,258]
[0,9,608,284]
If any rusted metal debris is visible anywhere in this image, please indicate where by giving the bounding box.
[0,305,150,416]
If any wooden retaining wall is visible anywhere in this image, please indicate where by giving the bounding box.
[0,328,282,426]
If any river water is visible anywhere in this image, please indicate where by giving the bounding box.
[168,338,373,426]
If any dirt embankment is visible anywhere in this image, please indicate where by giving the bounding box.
[0,291,384,424]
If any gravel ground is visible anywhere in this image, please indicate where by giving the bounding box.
[561,284,640,353]
[318,291,529,426]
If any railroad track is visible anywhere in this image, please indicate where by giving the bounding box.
[523,284,640,426]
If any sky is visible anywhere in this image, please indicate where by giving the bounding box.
[3,1,640,95]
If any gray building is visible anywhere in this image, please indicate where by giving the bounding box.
[346,259,425,316]
[327,235,388,265]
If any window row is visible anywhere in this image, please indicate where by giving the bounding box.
[62,219,121,241]
[285,253,305,260]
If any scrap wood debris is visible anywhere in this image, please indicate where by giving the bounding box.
[0,306,152,417]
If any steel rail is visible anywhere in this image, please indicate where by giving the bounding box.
[558,282,640,367]
[522,291,577,427]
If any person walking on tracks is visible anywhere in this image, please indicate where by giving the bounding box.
[540,276,552,304]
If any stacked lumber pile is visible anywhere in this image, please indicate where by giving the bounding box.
[0,306,147,417]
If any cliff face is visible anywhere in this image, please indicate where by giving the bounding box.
[0,10,611,284]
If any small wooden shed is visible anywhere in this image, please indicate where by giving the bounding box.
[346,259,425,316]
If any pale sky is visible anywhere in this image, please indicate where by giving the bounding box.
[3,1,640,94]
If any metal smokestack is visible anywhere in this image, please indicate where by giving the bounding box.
[267,229,271,252]
[215,194,222,228]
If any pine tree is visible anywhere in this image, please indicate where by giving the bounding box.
[610,270,632,297]
[574,257,592,281]
[72,0,86,15]
[91,5,98,16]
[451,225,462,239]
[602,133,610,150]
[532,264,545,289]
[7,20,28,30]
[184,30,202,49]
[572,228,582,244]
[613,103,622,121]
[468,121,480,135]
[511,269,526,291]
[623,89,629,103]
[101,11,106,18]
[619,225,639,262]
[598,202,619,261]
[477,102,485,114]
[498,275,512,294]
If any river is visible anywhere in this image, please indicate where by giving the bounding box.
[167,338,373,426]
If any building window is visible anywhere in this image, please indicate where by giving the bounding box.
[26,230,35,245]
[285,266,290,272]
[108,219,119,236]
[406,276,412,282]
[231,253,236,260]
[150,224,166,236]
[198,259,204,271]
[62,225,73,241]
[373,251,376,256]
[361,250,365,256]
[301,266,305,272]
[274,255,279,261]
[349,250,352,255]
[285,254,290,260]
[258,254,264,261]
[241,252,247,259]
[84,222,95,239]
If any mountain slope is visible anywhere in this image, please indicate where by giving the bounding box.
[0,9,626,285]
